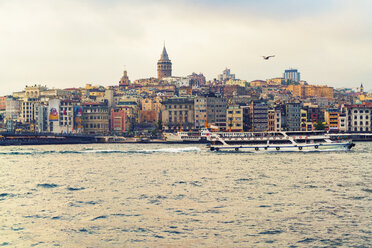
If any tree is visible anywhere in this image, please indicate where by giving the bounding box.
[314,121,326,130]
[156,120,162,131]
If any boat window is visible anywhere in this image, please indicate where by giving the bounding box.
[268,140,292,144]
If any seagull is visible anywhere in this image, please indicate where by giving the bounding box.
[263,55,275,60]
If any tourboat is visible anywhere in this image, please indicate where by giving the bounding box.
[206,131,355,152]
[162,128,211,143]
[163,131,202,143]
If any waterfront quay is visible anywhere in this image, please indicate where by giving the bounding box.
[1,131,372,146]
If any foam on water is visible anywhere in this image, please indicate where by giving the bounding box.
[0,146,202,155]
[0,142,370,247]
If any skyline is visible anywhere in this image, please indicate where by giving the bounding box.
[1,0,372,95]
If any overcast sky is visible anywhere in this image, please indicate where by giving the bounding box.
[0,0,371,95]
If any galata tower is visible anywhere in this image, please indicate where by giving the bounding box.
[157,45,172,80]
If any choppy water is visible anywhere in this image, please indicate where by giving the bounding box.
[0,142,371,247]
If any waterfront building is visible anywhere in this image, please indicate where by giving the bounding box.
[117,97,140,125]
[161,97,194,131]
[226,105,243,132]
[140,96,162,123]
[5,97,20,131]
[5,97,20,120]
[268,109,276,131]
[300,109,314,131]
[48,99,61,133]
[324,109,340,131]
[194,94,227,130]
[59,100,78,133]
[285,101,301,131]
[241,106,251,131]
[218,68,235,82]
[110,107,128,134]
[34,103,48,133]
[338,106,348,132]
[250,100,268,132]
[284,69,300,83]
[346,103,372,132]
[81,102,109,135]
[268,108,284,131]
[20,100,39,131]
[157,45,172,80]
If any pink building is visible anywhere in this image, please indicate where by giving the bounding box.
[111,108,128,134]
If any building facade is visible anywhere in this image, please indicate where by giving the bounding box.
[250,100,268,132]
[82,102,109,135]
[194,94,227,130]
[226,105,243,131]
[284,69,300,83]
[285,101,301,131]
[161,97,194,131]
[347,103,371,132]
[111,107,128,134]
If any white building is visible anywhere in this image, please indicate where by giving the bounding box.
[348,105,371,132]
[218,68,235,81]
[284,69,300,83]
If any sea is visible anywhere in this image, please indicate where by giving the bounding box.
[0,142,371,247]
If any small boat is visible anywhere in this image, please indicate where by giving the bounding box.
[163,131,203,143]
[206,131,355,152]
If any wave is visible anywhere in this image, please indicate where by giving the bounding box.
[0,147,202,155]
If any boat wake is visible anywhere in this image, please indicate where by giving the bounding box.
[0,147,202,155]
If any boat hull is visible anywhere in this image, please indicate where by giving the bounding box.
[208,142,355,152]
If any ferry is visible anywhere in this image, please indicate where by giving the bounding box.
[163,130,204,143]
[206,131,355,152]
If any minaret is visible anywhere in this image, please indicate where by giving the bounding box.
[157,44,172,80]
[360,83,364,93]
[119,69,130,88]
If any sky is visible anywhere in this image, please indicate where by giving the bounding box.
[0,0,371,95]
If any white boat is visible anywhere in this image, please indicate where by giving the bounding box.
[163,131,203,143]
[206,131,355,152]
[163,128,211,143]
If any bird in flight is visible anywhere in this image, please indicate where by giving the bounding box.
[262,55,275,60]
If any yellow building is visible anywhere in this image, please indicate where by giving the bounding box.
[266,78,285,85]
[225,79,248,87]
[226,105,243,131]
[250,80,267,87]
[287,84,334,99]
[89,91,105,97]
[324,109,339,130]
